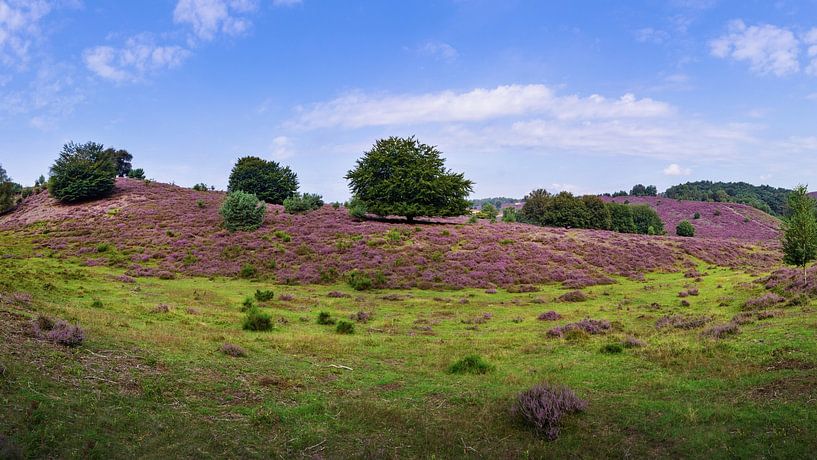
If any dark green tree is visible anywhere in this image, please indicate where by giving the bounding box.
[782,185,817,283]
[543,192,590,228]
[607,202,636,233]
[520,189,551,225]
[0,182,14,214]
[127,168,146,180]
[104,148,133,177]
[582,195,612,230]
[631,205,664,235]
[0,163,8,183]
[345,136,473,222]
[676,220,695,237]
[49,142,117,203]
[228,156,298,204]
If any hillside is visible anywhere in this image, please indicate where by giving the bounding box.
[606,195,780,240]
[663,181,791,216]
[0,179,779,288]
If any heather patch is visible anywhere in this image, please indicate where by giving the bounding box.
[547,319,611,338]
[744,293,785,310]
[655,315,711,330]
[702,322,740,339]
[221,343,246,357]
[537,311,562,321]
[559,290,588,302]
[510,383,587,441]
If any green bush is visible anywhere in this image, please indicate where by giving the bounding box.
[0,181,15,215]
[241,296,256,311]
[336,320,355,334]
[239,263,257,279]
[600,343,624,354]
[49,142,117,203]
[502,207,518,223]
[126,168,145,179]
[242,307,272,331]
[228,156,298,204]
[192,183,210,192]
[693,212,701,220]
[254,289,274,302]
[347,196,367,220]
[448,354,494,375]
[347,270,373,291]
[676,220,695,237]
[220,191,266,232]
[283,193,324,214]
[317,311,336,325]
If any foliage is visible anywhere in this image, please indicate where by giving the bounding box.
[476,203,498,221]
[317,311,336,325]
[782,185,817,282]
[335,320,355,334]
[501,207,518,223]
[0,163,8,183]
[34,319,85,347]
[582,195,611,230]
[192,183,211,192]
[448,354,494,375]
[49,141,117,203]
[347,270,373,291]
[221,343,246,357]
[228,156,299,204]
[347,196,367,219]
[239,263,257,278]
[242,307,273,331]
[220,191,266,232]
[629,184,658,196]
[607,202,637,233]
[471,197,518,209]
[665,181,790,216]
[254,289,274,302]
[676,220,695,237]
[127,168,146,180]
[0,181,15,215]
[519,189,551,225]
[345,136,473,222]
[600,343,624,354]
[511,383,587,441]
[283,193,324,214]
[631,205,664,235]
[104,148,133,177]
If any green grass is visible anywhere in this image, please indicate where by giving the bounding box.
[1,232,817,458]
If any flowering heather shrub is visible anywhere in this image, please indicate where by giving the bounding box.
[114,274,135,283]
[655,315,711,330]
[510,383,587,441]
[702,322,740,339]
[254,289,274,302]
[278,294,294,301]
[327,291,350,298]
[744,293,785,310]
[731,312,755,325]
[336,320,355,334]
[559,290,588,302]
[46,320,85,347]
[151,304,170,313]
[221,343,246,357]
[757,310,782,320]
[537,311,562,321]
[687,288,699,296]
[242,308,273,331]
[350,311,372,323]
[448,355,494,375]
[547,319,611,338]
[623,336,646,348]
[317,311,336,325]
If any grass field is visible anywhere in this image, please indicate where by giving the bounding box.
[2,231,817,459]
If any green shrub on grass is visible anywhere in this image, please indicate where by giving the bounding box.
[242,307,272,331]
[91,299,103,309]
[600,343,624,354]
[317,311,336,325]
[239,263,257,279]
[448,354,494,375]
[347,270,373,291]
[336,320,355,334]
[254,289,274,302]
[241,296,256,312]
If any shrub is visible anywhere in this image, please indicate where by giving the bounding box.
[221,343,246,357]
[502,207,518,222]
[220,191,266,232]
[151,304,170,313]
[600,343,624,354]
[448,354,494,375]
[559,290,587,302]
[347,196,368,220]
[241,297,256,311]
[347,270,373,291]
[350,311,372,323]
[631,205,664,235]
[228,156,298,204]
[273,230,292,242]
[192,183,210,192]
[623,336,646,348]
[242,308,273,331]
[317,311,336,325]
[510,383,587,441]
[547,319,611,338]
[701,322,740,339]
[693,212,701,219]
[91,299,103,308]
[49,141,117,203]
[744,293,785,310]
[196,199,207,209]
[467,214,478,224]
[336,320,355,334]
[283,193,324,214]
[254,289,274,302]
[0,181,16,215]
[676,220,695,237]
[239,263,257,279]
[537,311,562,321]
[126,168,145,179]
[327,291,351,298]
[46,320,85,347]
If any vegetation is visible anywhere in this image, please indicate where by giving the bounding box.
[283,193,324,214]
[665,181,791,216]
[345,136,473,222]
[104,148,133,177]
[676,220,696,237]
[48,141,117,203]
[242,307,273,331]
[782,185,817,282]
[220,190,266,232]
[127,168,146,180]
[629,184,658,196]
[471,197,518,209]
[228,156,298,204]
[448,354,494,375]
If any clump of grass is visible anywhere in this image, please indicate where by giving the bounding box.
[241,296,256,312]
[254,289,274,302]
[559,290,587,302]
[317,311,336,325]
[243,308,273,331]
[336,320,355,334]
[510,383,587,441]
[221,343,246,357]
[600,343,624,354]
[448,354,494,375]
[278,293,295,301]
[91,299,103,309]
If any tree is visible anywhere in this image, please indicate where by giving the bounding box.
[543,192,590,229]
[0,163,8,183]
[631,205,664,235]
[220,191,266,232]
[345,136,473,222]
[0,182,14,214]
[676,220,695,237]
[520,189,551,225]
[630,184,647,196]
[477,203,499,221]
[127,168,146,180]
[49,142,117,203]
[581,195,612,230]
[607,202,636,233]
[283,193,324,214]
[103,148,133,177]
[782,185,817,283]
[228,156,298,204]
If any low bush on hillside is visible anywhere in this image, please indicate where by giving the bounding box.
[547,319,611,338]
[242,308,273,331]
[559,290,588,302]
[600,343,624,354]
[33,317,85,347]
[701,322,740,339]
[283,193,324,214]
[347,196,367,220]
[510,383,587,441]
[239,264,257,279]
[744,293,785,310]
[220,191,266,232]
[336,320,355,334]
[317,311,336,325]
[623,336,646,348]
[350,311,372,323]
[254,289,274,302]
[347,270,373,291]
[221,343,247,357]
[448,354,494,375]
[676,220,695,237]
[537,311,562,321]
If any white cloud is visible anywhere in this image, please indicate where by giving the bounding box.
[804,27,817,76]
[710,20,800,76]
[663,163,692,176]
[291,84,673,129]
[0,62,85,128]
[269,135,295,159]
[173,0,258,42]
[416,40,459,61]
[0,0,52,68]
[83,35,190,83]
[635,27,670,44]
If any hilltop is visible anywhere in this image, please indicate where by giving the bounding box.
[0,178,779,288]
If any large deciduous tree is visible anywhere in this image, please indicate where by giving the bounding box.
[104,148,133,177]
[782,185,817,283]
[228,156,299,204]
[49,142,117,203]
[345,136,473,222]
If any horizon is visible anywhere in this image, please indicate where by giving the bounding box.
[2,1,817,201]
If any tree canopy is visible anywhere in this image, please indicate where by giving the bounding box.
[345,136,473,222]
[228,156,298,204]
[665,181,790,216]
[782,185,817,282]
[104,148,133,177]
[49,142,117,203]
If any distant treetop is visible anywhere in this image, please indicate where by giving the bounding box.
[665,181,790,216]
[228,156,299,205]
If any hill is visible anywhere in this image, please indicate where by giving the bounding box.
[606,195,780,240]
[663,181,791,216]
[0,179,779,288]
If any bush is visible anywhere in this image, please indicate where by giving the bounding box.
[46,320,85,347]
[347,196,368,220]
[631,205,664,235]
[537,311,562,321]
[49,141,117,203]
[336,320,355,334]
[547,319,611,338]
[221,343,247,357]
[347,270,373,291]
[0,181,15,215]
[239,263,257,279]
[220,191,266,232]
[502,207,518,222]
[448,354,494,375]
[623,336,646,348]
[254,289,274,302]
[600,343,624,354]
[744,293,785,310]
[228,156,298,204]
[317,311,336,325]
[192,183,210,192]
[350,311,371,323]
[283,193,324,214]
[676,220,695,237]
[701,322,740,339]
[693,212,701,219]
[241,296,256,311]
[91,299,103,308]
[126,168,145,179]
[510,383,587,441]
[559,290,587,302]
[242,307,273,331]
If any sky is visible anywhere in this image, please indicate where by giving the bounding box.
[1,0,817,201]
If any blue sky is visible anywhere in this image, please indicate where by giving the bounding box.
[1,0,817,200]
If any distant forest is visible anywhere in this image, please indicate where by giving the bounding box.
[470,197,519,209]
[664,181,791,216]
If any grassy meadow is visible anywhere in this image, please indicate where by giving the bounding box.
[2,231,816,459]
